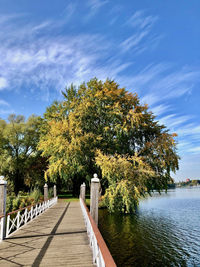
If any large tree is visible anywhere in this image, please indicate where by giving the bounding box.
[38,78,179,212]
[0,114,46,194]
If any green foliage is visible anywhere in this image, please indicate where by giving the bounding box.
[39,78,179,212]
[0,114,46,194]
[6,196,14,213]
[6,189,43,213]
[30,188,42,203]
[48,187,54,198]
[12,196,21,211]
[96,151,154,213]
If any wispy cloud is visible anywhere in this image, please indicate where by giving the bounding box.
[120,30,149,52]
[61,2,77,22]
[141,93,160,106]
[0,15,131,100]
[0,77,8,90]
[84,0,109,20]
[150,104,171,116]
[158,115,200,156]
[120,10,159,53]
[122,62,200,157]
[0,108,14,116]
[122,63,200,102]
[159,114,191,128]
[32,21,52,32]
[0,99,9,106]
[152,69,200,99]
[174,153,200,180]
[87,0,108,13]
[126,10,158,29]
[177,124,200,137]
[188,146,200,153]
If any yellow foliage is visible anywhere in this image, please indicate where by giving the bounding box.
[38,78,179,212]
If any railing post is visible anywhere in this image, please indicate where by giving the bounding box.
[0,176,7,240]
[6,215,10,237]
[90,174,99,226]
[44,183,48,202]
[17,211,20,229]
[53,185,57,198]
[31,206,33,220]
[25,208,28,224]
[35,204,38,216]
[82,182,86,202]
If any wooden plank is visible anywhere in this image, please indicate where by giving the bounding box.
[0,201,94,266]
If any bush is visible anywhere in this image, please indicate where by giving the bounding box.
[30,188,42,203]
[6,196,13,213]
[48,187,54,199]
[6,189,44,213]
[12,196,21,211]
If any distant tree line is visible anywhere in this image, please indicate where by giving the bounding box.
[176,180,200,187]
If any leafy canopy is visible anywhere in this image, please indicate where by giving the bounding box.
[0,114,45,194]
[39,78,179,212]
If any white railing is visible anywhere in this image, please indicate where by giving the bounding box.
[80,198,116,267]
[6,197,57,238]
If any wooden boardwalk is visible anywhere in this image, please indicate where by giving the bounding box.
[0,201,94,267]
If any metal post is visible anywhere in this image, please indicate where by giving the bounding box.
[0,176,7,240]
[82,182,86,202]
[44,183,48,202]
[53,185,57,198]
[90,174,100,225]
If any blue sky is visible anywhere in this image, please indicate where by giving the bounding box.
[0,0,200,181]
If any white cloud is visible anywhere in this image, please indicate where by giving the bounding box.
[32,21,52,32]
[0,99,9,106]
[141,93,161,106]
[188,147,200,153]
[61,2,77,22]
[120,30,149,52]
[174,154,200,181]
[0,77,8,90]
[0,13,114,97]
[152,69,200,98]
[0,108,14,115]
[126,10,158,30]
[121,64,200,104]
[87,0,108,12]
[150,104,170,116]
[176,124,200,136]
[159,114,190,128]
[120,11,160,53]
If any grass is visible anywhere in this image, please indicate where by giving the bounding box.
[58,192,91,204]
[58,192,80,202]
[65,198,79,202]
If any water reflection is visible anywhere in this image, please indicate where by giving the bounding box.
[99,187,200,266]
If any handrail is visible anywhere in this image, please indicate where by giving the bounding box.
[0,198,53,218]
[80,197,116,267]
[7,198,52,216]
[5,197,58,238]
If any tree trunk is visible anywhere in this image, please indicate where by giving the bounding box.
[72,175,80,197]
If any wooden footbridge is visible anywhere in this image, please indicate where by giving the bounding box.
[0,176,116,267]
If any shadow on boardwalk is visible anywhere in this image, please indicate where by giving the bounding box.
[0,201,94,267]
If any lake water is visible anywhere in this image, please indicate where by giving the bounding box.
[98,187,200,266]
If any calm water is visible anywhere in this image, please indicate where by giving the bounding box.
[98,187,200,267]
